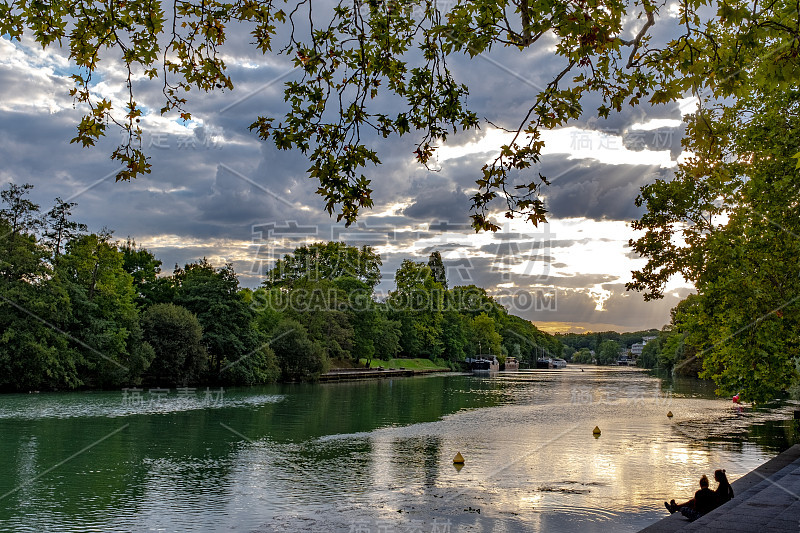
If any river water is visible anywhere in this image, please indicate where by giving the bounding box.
[1,367,798,532]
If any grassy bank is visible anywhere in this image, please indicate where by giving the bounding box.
[360,358,451,371]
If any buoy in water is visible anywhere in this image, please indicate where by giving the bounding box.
[592,426,601,436]
[453,452,465,464]
[667,411,674,418]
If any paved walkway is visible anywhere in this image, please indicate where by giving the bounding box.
[641,444,800,532]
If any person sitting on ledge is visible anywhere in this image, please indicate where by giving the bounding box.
[664,474,717,521]
[714,469,734,506]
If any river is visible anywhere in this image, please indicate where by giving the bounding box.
[1,366,797,532]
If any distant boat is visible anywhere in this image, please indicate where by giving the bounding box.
[502,356,519,371]
[468,355,500,372]
[536,357,566,369]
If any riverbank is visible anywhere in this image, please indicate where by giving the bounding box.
[363,358,452,371]
[319,357,453,382]
[640,443,800,532]
[319,366,453,382]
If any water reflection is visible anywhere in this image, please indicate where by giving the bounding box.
[0,367,797,532]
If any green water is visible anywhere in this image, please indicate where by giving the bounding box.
[0,368,797,532]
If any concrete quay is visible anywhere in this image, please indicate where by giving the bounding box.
[640,444,800,532]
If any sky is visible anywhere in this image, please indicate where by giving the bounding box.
[0,7,696,333]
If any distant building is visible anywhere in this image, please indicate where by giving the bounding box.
[642,336,657,343]
[630,343,645,356]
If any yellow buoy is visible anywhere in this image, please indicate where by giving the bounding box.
[592,426,601,436]
[453,452,465,464]
[667,411,674,418]
[453,462,464,472]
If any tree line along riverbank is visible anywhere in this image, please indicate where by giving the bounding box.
[2,183,570,392]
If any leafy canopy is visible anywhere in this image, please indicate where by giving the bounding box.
[263,241,381,289]
[629,89,800,403]
[4,0,799,227]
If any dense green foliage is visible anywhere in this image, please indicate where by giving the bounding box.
[263,242,382,289]
[0,184,282,390]
[0,220,79,390]
[596,339,621,366]
[629,90,800,403]
[557,329,662,366]
[0,186,561,391]
[571,348,594,364]
[141,303,206,385]
[557,330,657,353]
[254,251,561,369]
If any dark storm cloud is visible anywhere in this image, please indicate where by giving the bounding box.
[457,53,564,126]
[549,238,594,248]
[386,133,677,225]
[197,157,300,226]
[487,288,595,325]
[402,187,472,220]
[423,256,550,291]
[477,243,554,264]
[600,285,691,329]
[489,226,550,241]
[622,126,685,158]
[563,95,685,138]
[428,220,475,232]
[345,213,423,229]
[539,155,674,221]
[545,273,620,289]
[492,282,685,331]
[417,242,472,254]
[521,287,678,331]
[0,104,325,246]
[0,110,108,182]
[392,149,490,207]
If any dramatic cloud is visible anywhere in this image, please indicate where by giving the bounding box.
[0,25,693,333]
[541,155,674,221]
[402,188,473,221]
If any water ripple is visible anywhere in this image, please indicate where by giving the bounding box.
[0,393,284,420]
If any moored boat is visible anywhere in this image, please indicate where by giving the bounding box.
[536,357,566,369]
[468,355,500,372]
[502,356,519,371]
